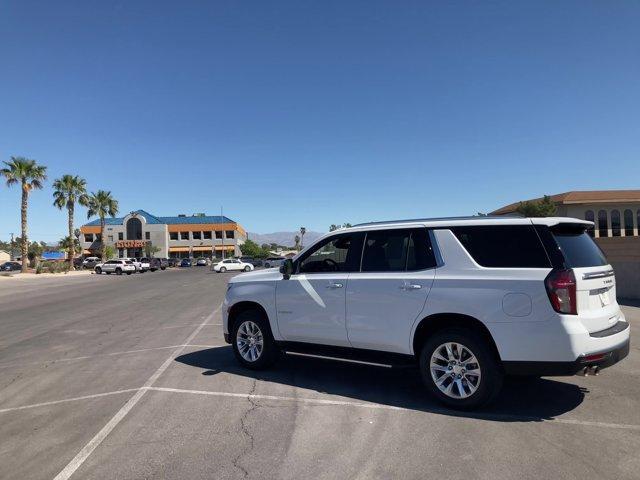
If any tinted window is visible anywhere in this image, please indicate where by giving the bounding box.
[361,229,436,272]
[451,226,550,268]
[406,228,437,271]
[361,230,409,272]
[550,224,608,268]
[298,233,363,273]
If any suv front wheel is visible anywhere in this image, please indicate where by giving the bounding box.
[419,328,503,410]
[231,310,279,370]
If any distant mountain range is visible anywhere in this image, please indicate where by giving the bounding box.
[247,231,324,248]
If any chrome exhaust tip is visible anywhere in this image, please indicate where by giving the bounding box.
[579,365,600,376]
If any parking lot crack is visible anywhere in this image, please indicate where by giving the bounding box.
[232,378,259,478]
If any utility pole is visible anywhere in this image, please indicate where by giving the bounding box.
[220,206,225,260]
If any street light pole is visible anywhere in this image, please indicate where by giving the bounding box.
[220,205,224,260]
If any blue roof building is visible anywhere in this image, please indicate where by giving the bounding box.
[80,210,246,259]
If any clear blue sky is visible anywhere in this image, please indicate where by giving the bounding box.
[1,1,639,242]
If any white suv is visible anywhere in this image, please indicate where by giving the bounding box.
[94,259,136,275]
[222,217,630,409]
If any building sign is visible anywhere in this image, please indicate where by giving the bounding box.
[115,240,148,248]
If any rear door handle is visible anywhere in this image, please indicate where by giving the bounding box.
[400,284,422,290]
[326,282,343,289]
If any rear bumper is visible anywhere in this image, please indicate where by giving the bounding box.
[504,336,630,376]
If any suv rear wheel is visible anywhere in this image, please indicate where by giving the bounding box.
[419,328,503,410]
[231,310,279,370]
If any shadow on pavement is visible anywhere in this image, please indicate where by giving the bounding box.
[175,346,586,422]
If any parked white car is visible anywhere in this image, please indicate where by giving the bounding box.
[213,259,254,273]
[94,259,136,275]
[222,216,630,410]
[136,257,150,272]
[123,258,142,272]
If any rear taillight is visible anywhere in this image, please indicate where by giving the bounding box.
[545,269,577,315]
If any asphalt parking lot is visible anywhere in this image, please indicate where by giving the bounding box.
[0,268,639,480]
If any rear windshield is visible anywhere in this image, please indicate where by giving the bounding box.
[551,225,608,268]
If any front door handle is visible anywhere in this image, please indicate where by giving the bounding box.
[326,282,344,289]
[400,284,422,290]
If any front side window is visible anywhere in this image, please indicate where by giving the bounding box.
[298,233,363,273]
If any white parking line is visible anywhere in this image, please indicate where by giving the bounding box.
[146,386,640,432]
[53,305,222,480]
[0,389,139,414]
[3,370,639,435]
[0,344,222,370]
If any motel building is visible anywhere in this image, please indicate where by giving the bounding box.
[80,210,247,260]
[491,190,640,299]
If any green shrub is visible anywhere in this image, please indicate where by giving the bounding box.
[36,263,44,274]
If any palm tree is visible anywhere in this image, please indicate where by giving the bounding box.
[59,235,81,262]
[86,190,119,261]
[0,157,47,273]
[300,227,306,249]
[53,175,89,270]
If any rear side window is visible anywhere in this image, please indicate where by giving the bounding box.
[361,228,436,272]
[451,226,551,268]
[550,224,607,268]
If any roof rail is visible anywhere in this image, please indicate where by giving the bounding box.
[353,214,523,227]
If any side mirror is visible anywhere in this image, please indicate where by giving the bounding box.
[280,259,294,279]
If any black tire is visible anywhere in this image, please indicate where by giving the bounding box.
[244,265,251,272]
[419,328,503,410]
[220,266,226,273]
[95,267,102,274]
[231,310,280,370]
[116,268,122,275]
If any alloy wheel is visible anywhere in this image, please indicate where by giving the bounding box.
[236,320,264,362]
[429,342,482,399]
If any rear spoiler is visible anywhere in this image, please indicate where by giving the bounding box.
[530,217,593,228]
